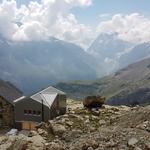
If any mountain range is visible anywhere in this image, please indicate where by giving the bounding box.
[0,33,150,95]
[88,33,132,74]
[56,57,150,106]
[0,37,97,94]
[88,33,150,75]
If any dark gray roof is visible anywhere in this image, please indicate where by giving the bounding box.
[0,80,23,104]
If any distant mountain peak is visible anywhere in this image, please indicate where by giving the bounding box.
[0,36,97,94]
[88,32,132,58]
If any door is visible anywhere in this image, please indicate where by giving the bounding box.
[22,121,30,130]
[22,121,38,130]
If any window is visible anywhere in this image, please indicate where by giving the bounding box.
[23,110,41,116]
[33,110,36,115]
[0,102,3,109]
[28,110,32,114]
[24,110,27,114]
[0,114,3,119]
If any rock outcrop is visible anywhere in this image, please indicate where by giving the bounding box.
[83,96,105,108]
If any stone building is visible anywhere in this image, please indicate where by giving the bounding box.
[0,80,23,127]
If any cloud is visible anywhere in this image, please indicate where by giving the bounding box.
[0,0,150,49]
[0,0,18,39]
[52,14,94,48]
[97,13,150,44]
[0,0,93,48]
[99,13,111,18]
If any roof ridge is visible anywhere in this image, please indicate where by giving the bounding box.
[31,86,54,97]
[52,86,65,94]
[31,86,65,97]
[13,96,26,103]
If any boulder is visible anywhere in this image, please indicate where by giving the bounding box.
[37,128,47,136]
[87,147,94,150]
[47,123,67,136]
[127,138,138,147]
[28,135,46,149]
[66,121,73,127]
[81,139,99,150]
[47,141,65,150]
[0,135,28,150]
[28,130,38,137]
[0,136,8,144]
[83,96,105,109]
[10,139,28,150]
[99,120,106,126]
[145,142,150,150]
[136,121,150,132]
[134,147,142,150]
[35,122,46,129]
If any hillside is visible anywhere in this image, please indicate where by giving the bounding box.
[88,33,131,59]
[1,34,150,95]
[0,79,23,102]
[88,33,150,75]
[0,37,97,95]
[119,42,150,69]
[87,33,132,74]
[56,57,150,106]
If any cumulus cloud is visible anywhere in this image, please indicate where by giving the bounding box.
[0,0,93,48]
[0,0,150,49]
[97,13,150,44]
[0,0,18,39]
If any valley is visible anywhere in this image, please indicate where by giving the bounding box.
[56,57,150,106]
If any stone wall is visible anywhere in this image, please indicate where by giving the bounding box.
[0,96,14,127]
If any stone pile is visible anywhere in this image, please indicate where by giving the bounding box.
[0,100,149,150]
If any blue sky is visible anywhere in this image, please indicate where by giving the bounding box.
[72,0,150,26]
[15,0,150,27]
[0,0,150,48]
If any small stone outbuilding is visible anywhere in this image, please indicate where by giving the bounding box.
[0,80,23,127]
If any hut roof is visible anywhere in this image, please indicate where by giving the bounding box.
[14,86,65,108]
[41,93,58,107]
[31,86,65,97]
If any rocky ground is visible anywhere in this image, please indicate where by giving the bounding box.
[0,100,150,150]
